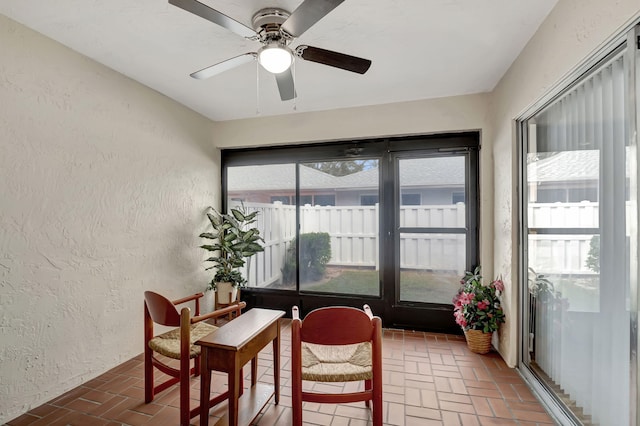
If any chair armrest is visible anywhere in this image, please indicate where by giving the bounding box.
[191,301,247,323]
[172,292,204,306]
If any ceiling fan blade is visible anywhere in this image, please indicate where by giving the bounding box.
[190,53,257,79]
[281,0,345,38]
[296,45,371,74]
[169,0,256,39]
[275,69,296,101]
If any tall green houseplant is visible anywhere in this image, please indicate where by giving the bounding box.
[200,205,264,290]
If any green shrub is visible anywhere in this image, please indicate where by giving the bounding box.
[282,232,332,283]
[585,235,600,273]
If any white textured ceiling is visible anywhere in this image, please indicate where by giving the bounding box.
[0,0,558,121]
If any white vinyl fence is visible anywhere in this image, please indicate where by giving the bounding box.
[235,201,601,287]
[528,202,602,276]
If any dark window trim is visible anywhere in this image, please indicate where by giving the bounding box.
[222,132,480,333]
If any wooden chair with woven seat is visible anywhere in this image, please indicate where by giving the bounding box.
[291,304,383,426]
[144,290,246,426]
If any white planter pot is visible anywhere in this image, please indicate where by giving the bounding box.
[215,282,238,305]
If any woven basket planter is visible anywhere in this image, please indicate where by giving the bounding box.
[464,329,493,354]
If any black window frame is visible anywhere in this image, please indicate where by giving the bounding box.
[222,132,480,332]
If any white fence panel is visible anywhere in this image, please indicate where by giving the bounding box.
[232,201,296,287]
[400,203,465,228]
[234,201,600,287]
[301,204,379,267]
[528,235,594,275]
[400,233,465,272]
[529,202,598,228]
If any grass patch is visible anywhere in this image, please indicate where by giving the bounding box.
[304,270,380,296]
[304,268,460,304]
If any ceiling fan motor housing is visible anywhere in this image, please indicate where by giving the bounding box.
[252,8,291,43]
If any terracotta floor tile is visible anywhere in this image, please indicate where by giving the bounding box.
[448,378,468,395]
[487,398,513,418]
[438,392,472,404]
[478,416,519,425]
[467,387,504,399]
[6,322,555,426]
[511,409,555,423]
[470,396,493,417]
[458,413,481,425]
[420,389,439,409]
[5,413,39,426]
[26,403,59,418]
[439,400,476,415]
[404,388,422,406]
[441,410,462,426]
[404,405,442,421]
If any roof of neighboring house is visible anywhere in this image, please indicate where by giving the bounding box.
[227,164,338,191]
[528,151,599,182]
[228,157,467,192]
[397,157,466,187]
[228,152,603,193]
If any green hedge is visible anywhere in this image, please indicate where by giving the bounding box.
[282,232,332,283]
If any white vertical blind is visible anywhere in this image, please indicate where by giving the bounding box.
[527,51,631,425]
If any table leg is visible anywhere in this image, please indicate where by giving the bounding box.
[251,357,258,387]
[200,349,211,426]
[228,356,241,426]
[273,321,280,404]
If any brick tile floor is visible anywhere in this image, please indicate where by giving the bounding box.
[6,320,555,425]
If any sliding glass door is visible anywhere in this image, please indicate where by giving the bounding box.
[520,27,638,425]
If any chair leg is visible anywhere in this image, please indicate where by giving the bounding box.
[291,319,303,426]
[372,380,383,426]
[179,357,190,426]
[194,354,201,377]
[364,379,372,407]
[180,309,192,426]
[292,387,302,426]
[144,346,153,403]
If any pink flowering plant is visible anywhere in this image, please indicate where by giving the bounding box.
[452,266,505,332]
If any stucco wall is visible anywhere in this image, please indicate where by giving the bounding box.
[0,16,217,423]
[213,94,491,148]
[489,0,640,366]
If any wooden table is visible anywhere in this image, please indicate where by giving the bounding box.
[197,308,285,426]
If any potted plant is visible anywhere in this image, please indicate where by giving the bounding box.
[200,204,264,304]
[452,266,506,354]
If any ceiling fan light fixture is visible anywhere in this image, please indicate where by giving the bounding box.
[258,44,293,74]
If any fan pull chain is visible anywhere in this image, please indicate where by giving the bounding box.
[293,59,297,112]
[255,60,260,116]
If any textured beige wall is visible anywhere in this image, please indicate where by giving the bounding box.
[489,0,640,366]
[0,15,217,423]
[213,94,490,148]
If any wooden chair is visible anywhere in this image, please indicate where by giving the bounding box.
[291,305,383,426]
[144,291,246,426]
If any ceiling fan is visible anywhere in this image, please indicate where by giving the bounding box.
[169,0,372,101]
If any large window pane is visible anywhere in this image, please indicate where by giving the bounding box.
[299,160,380,296]
[399,156,466,304]
[227,164,297,290]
